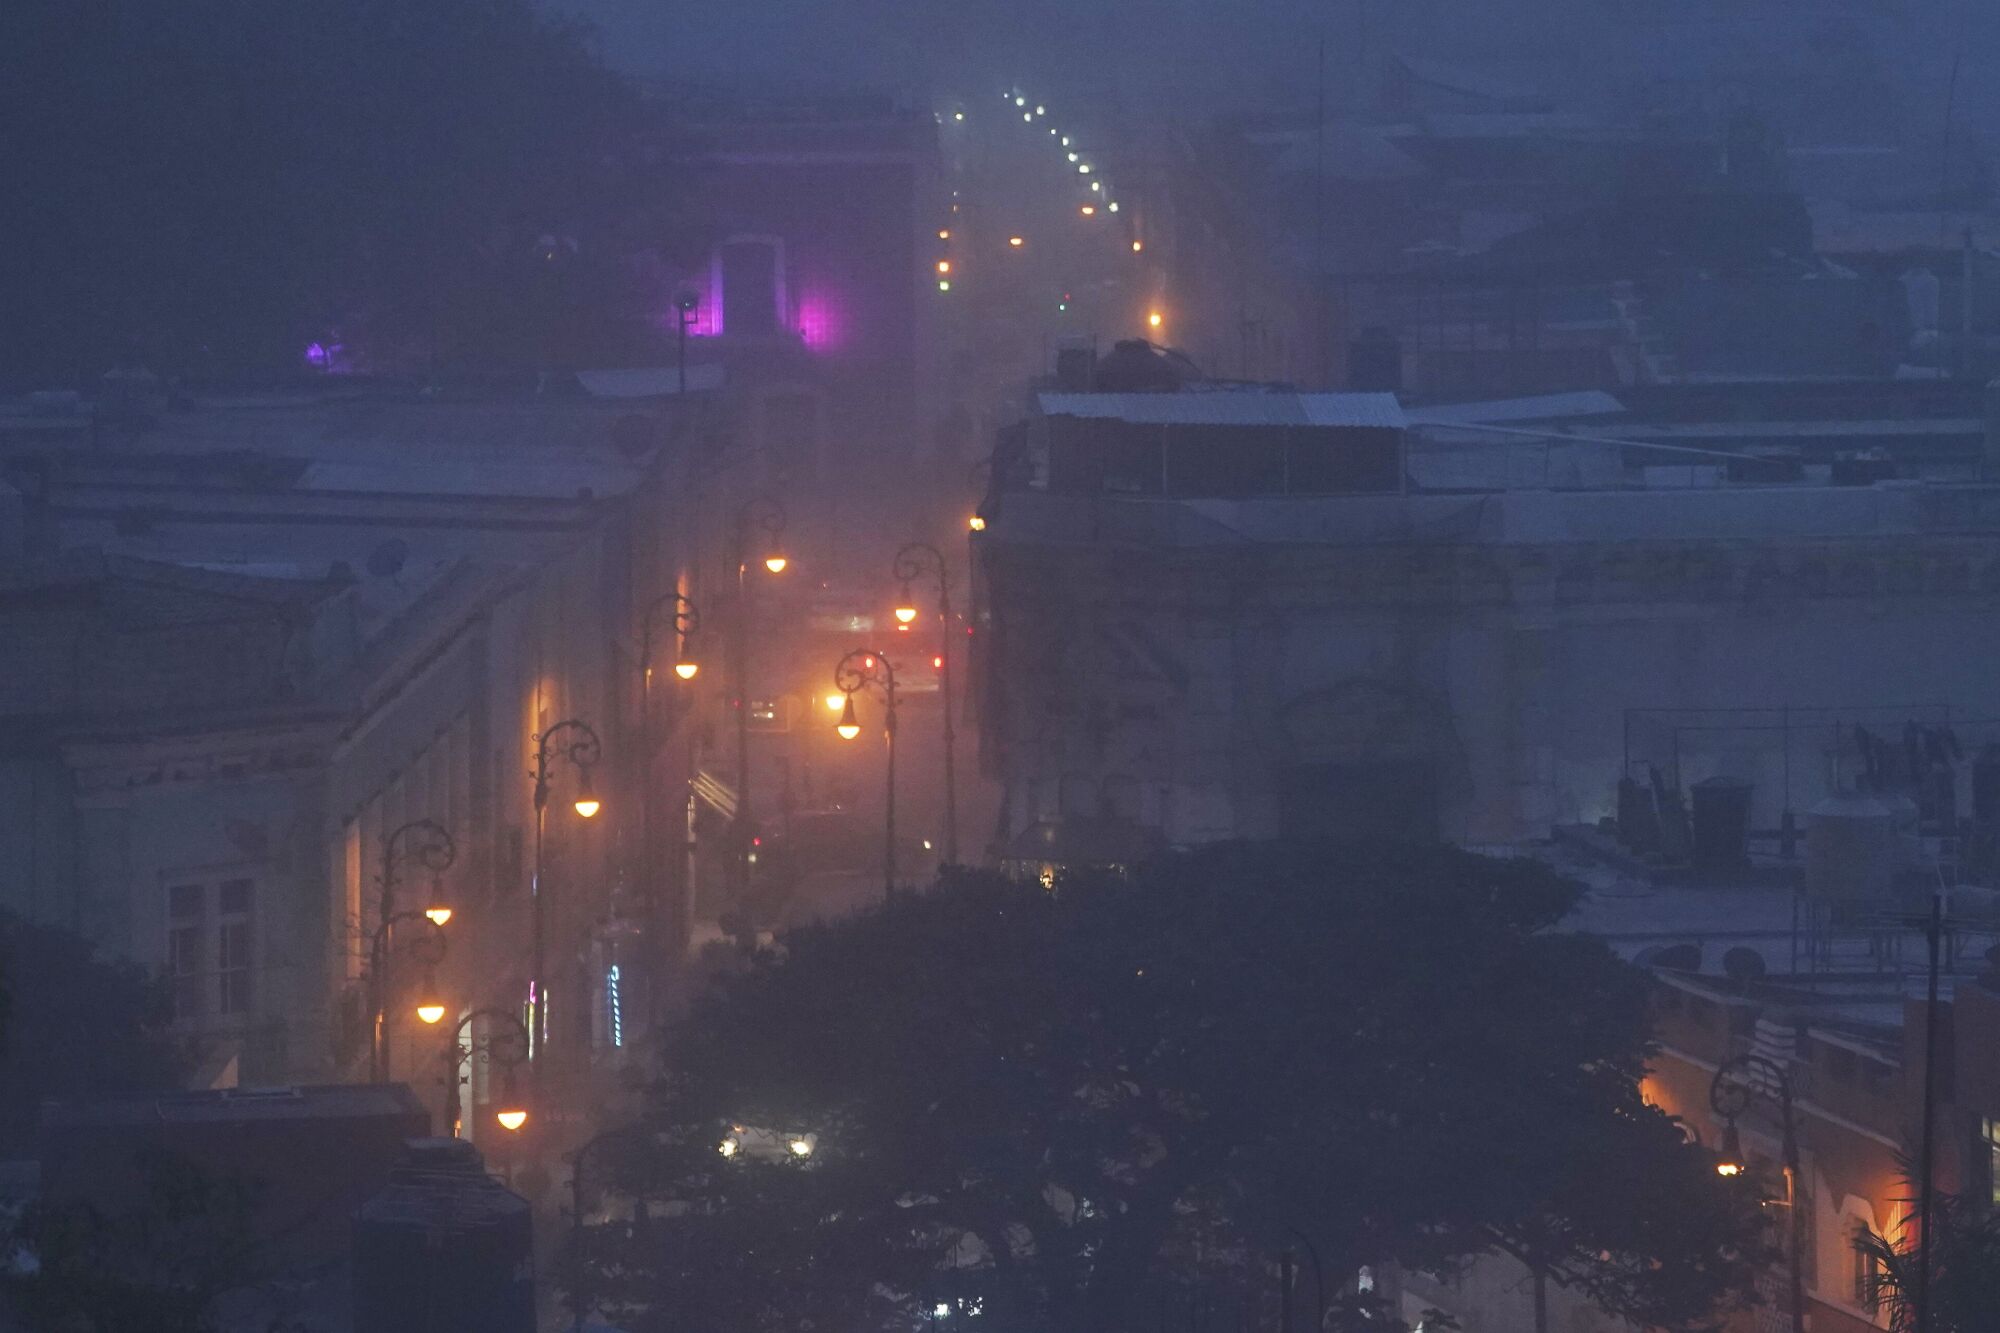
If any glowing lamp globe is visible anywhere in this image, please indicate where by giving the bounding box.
[424,906,453,927]
[894,604,918,625]
[836,697,862,741]
[674,660,700,681]
[1715,1123,1746,1178]
[415,1001,447,1026]
[968,515,986,532]
[496,1107,529,1132]
[824,692,847,713]
[764,554,788,574]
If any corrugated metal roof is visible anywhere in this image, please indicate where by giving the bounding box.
[1038,392,1406,429]
[1407,391,1625,425]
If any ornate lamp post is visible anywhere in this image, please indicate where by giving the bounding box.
[833,649,899,897]
[369,818,455,1082]
[1711,1053,1806,1333]
[531,720,603,1058]
[731,498,787,898]
[892,542,958,865]
[368,909,449,1081]
[441,1006,533,1138]
[638,593,702,966]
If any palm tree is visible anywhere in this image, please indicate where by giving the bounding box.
[1855,1171,2000,1332]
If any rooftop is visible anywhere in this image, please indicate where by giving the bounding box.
[1036,390,1407,430]
[43,1082,426,1129]
[989,479,2000,549]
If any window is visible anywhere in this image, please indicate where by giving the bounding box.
[217,879,254,1016]
[1850,1231,1882,1312]
[168,885,205,1021]
[164,876,255,1022]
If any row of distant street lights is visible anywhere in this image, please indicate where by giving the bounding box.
[934,87,1159,329]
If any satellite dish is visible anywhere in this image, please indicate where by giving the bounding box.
[365,538,409,579]
[1722,947,1767,984]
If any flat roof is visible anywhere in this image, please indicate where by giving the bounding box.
[1406,391,1625,425]
[1038,391,1407,430]
[43,1083,427,1128]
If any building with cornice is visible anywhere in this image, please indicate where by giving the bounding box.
[972,382,2000,861]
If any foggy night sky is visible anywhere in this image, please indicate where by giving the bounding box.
[548,0,1999,143]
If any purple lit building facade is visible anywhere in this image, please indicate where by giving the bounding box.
[655,97,948,492]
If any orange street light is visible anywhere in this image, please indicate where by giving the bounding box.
[836,696,862,741]
[572,771,601,820]
[1715,1122,1746,1177]
[415,969,447,1026]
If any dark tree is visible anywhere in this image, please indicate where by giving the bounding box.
[0,0,662,386]
[583,843,1767,1333]
[0,908,183,1158]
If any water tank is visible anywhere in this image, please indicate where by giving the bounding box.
[352,1138,533,1333]
[1690,776,1754,869]
[1805,795,1899,903]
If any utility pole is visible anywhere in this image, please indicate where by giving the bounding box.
[1315,36,1328,388]
[1915,888,1945,1333]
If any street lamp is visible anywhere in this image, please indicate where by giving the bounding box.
[366,909,446,1081]
[732,497,788,899]
[414,959,447,1027]
[637,590,702,1021]
[369,816,456,1082]
[892,542,959,865]
[675,290,700,396]
[833,649,899,896]
[441,1007,532,1138]
[641,592,702,692]
[531,720,603,1058]
[1711,1054,1805,1333]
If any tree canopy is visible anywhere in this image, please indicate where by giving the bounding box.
[0,0,663,387]
[0,908,184,1158]
[584,842,1768,1333]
